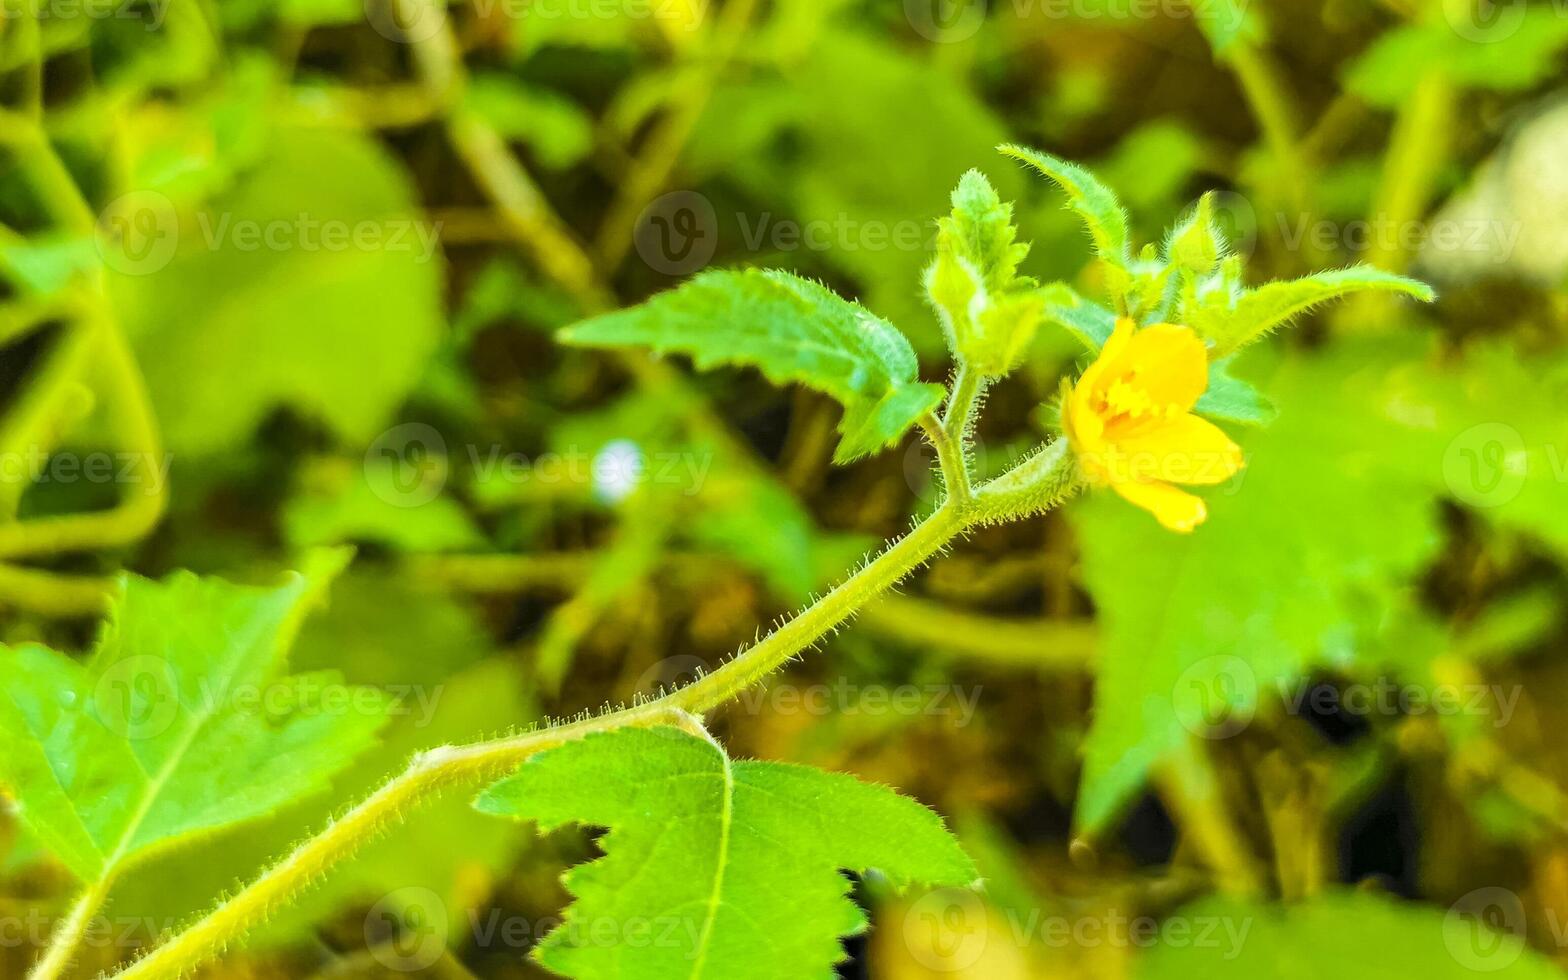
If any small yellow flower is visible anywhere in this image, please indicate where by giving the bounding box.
[1063,319,1244,532]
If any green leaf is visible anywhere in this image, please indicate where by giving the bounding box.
[107,126,444,455]
[688,31,1018,353]
[1195,355,1276,427]
[1135,890,1564,979]
[1073,338,1450,833]
[107,657,531,949]
[1042,286,1118,352]
[0,555,390,881]
[1188,0,1260,58]
[1187,266,1434,356]
[1164,192,1223,277]
[561,268,944,463]
[999,144,1131,271]
[475,725,977,979]
[925,170,1043,375]
[1344,12,1568,108]
[1426,344,1568,563]
[461,74,594,171]
[284,457,485,553]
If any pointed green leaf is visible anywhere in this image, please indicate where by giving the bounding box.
[1042,286,1119,352]
[476,726,977,979]
[1164,192,1224,277]
[999,144,1130,269]
[0,556,390,881]
[560,269,944,463]
[1190,266,1435,355]
[925,170,1042,375]
[1195,355,1276,427]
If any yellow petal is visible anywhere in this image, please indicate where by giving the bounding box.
[1075,317,1137,400]
[1113,413,1244,486]
[1118,323,1209,412]
[1112,478,1208,533]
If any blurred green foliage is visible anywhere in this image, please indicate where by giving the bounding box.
[2,0,1568,977]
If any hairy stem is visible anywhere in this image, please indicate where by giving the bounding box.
[919,412,970,505]
[109,446,1079,979]
[28,875,113,980]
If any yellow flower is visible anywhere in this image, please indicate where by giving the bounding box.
[1063,319,1244,532]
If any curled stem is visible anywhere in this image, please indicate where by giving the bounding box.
[919,411,970,505]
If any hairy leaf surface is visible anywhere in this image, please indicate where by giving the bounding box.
[0,555,389,881]
[1000,144,1130,270]
[476,726,977,979]
[561,268,943,462]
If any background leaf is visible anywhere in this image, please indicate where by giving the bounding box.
[106,126,444,455]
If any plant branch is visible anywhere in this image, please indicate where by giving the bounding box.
[593,0,759,272]
[28,875,113,980]
[0,563,116,617]
[919,411,969,505]
[861,593,1094,669]
[108,444,1080,979]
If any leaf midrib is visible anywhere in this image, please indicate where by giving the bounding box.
[686,744,734,980]
[99,602,283,874]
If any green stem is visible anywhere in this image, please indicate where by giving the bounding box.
[919,412,969,505]
[0,563,116,617]
[1337,68,1452,331]
[27,875,114,980]
[0,311,167,559]
[592,0,759,272]
[860,594,1094,669]
[0,316,98,520]
[1222,41,1333,271]
[108,447,1080,980]
[937,366,985,501]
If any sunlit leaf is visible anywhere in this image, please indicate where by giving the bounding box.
[476,726,976,980]
[0,554,389,881]
[561,268,944,463]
